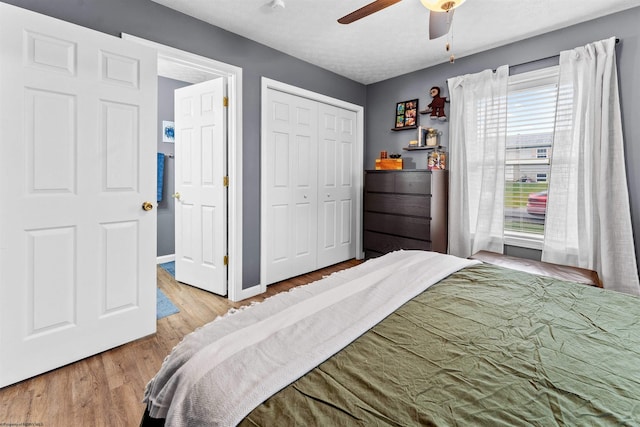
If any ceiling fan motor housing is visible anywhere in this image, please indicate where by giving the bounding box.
[420,0,466,12]
[441,1,456,11]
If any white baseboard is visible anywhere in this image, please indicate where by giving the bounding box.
[157,254,175,264]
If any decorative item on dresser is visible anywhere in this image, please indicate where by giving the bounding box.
[363,169,448,258]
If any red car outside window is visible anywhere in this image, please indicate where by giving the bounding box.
[526,191,547,215]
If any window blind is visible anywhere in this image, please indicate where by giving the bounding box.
[504,67,560,246]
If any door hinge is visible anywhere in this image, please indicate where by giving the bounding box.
[223,176,229,187]
[223,96,228,107]
[223,255,228,266]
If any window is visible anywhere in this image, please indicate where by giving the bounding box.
[504,67,560,249]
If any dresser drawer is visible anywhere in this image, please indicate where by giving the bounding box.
[365,171,431,194]
[365,193,431,217]
[363,230,432,254]
[364,212,430,240]
[394,172,431,194]
[365,172,395,193]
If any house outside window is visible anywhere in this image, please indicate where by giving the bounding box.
[504,67,559,249]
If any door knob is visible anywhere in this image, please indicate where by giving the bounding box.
[142,201,154,211]
[172,192,181,201]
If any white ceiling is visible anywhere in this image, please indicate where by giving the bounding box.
[151,0,640,85]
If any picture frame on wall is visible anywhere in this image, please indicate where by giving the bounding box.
[392,99,418,131]
[162,120,175,143]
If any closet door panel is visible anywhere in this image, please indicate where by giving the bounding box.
[269,131,291,264]
[293,131,315,258]
[317,104,356,268]
[264,89,318,284]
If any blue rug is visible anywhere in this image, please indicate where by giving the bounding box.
[157,288,179,319]
[160,261,175,277]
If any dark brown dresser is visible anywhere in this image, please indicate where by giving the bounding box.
[363,170,448,258]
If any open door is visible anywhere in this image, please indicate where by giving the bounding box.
[174,78,228,295]
[0,3,157,387]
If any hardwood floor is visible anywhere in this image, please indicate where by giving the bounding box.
[0,259,362,427]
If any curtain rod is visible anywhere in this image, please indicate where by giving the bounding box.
[510,37,620,70]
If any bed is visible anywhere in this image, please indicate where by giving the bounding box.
[141,250,640,426]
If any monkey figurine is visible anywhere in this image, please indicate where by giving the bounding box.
[421,86,447,121]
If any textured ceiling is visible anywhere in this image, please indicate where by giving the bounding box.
[151,0,640,84]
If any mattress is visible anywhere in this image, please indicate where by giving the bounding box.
[241,262,640,425]
[142,251,640,426]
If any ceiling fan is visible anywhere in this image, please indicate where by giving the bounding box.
[338,0,466,40]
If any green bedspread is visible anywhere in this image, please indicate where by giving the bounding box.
[241,264,640,426]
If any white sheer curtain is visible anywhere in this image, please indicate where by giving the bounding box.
[542,37,640,295]
[448,65,509,258]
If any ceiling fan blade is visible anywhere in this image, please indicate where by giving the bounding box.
[338,0,402,24]
[429,9,454,39]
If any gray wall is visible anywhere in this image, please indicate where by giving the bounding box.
[366,7,640,264]
[1,0,368,288]
[157,77,190,257]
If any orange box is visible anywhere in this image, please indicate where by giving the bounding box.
[375,158,403,170]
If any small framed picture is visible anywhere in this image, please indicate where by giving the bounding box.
[393,99,418,130]
[162,120,175,143]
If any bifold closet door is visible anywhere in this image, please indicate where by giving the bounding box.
[317,104,357,269]
[264,89,319,285]
[264,89,357,285]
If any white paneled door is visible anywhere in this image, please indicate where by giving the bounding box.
[174,79,228,295]
[0,4,157,387]
[263,88,356,285]
[264,89,319,284]
[317,104,357,269]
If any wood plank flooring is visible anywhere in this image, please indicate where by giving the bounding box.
[0,259,361,427]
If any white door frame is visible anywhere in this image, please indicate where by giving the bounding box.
[259,77,364,294]
[121,34,247,301]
